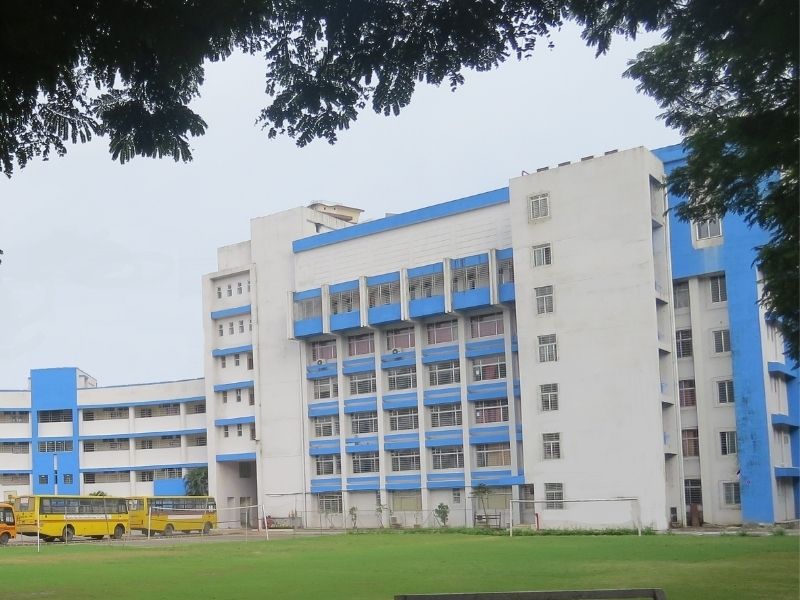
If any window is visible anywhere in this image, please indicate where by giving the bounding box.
[236,424,243,437]
[390,449,421,471]
[532,243,552,266]
[226,284,232,297]
[431,446,464,470]
[684,479,702,504]
[713,329,731,353]
[294,296,322,320]
[348,333,375,356]
[535,285,554,314]
[0,442,29,454]
[368,281,401,307]
[352,452,379,474]
[471,355,507,381]
[313,377,339,400]
[0,411,30,424]
[313,415,340,437]
[722,482,741,506]
[696,218,722,240]
[430,404,462,428]
[451,263,490,292]
[676,329,693,358]
[223,426,229,438]
[235,389,242,403]
[426,320,458,345]
[38,440,73,453]
[452,489,462,504]
[189,435,207,447]
[349,372,376,395]
[673,281,690,309]
[545,483,564,509]
[228,321,234,335]
[474,399,508,424]
[221,356,227,369]
[540,383,559,412]
[717,380,735,404]
[188,401,206,414]
[497,258,514,284]
[137,471,155,482]
[391,490,422,511]
[351,411,378,434]
[39,475,49,485]
[216,286,222,299]
[218,324,223,337]
[249,424,256,441]
[38,409,73,423]
[318,493,343,513]
[678,380,696,408]
[470,313,503,338]
[543,433,561,459]
[389,408,419,431]
[234,353,241,366]
[710,275,727,303]
[221,390,228,404]
[428,361,460,386]
[388,366,417,391]
[83,439,129,452]
[247,280,251,292]
[62,474,73,485]
[330,289,359,314]
[249,319,253,331]
[682,428,700,457]
[239,462,252,478]
[538,334,558,362]
[311,339,337,361]
[528,192,550,221]
[315,454,341,476]
[386,327,415,350]
[720,431,737,455]
[237,282,243,295]
[408,272,444,300]
[238,320,245,333]
[249,388,255,405]
[247,353,254,370]
[475,443,511,467]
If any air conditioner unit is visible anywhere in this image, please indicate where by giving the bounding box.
[390,516,401,526]
[391,348,400,355]
[316,359,325,365]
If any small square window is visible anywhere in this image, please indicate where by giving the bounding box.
[532,244,552,267]
[238,320,245,333]
[237,424,243,437]
[228,322,235,335]
[710,275,727,303]
[63,474,73,485]
[236,389,242,403]
[226,284,233,297]
[39,475,48,485]
[222,390,228,404]
[722,481,740,506]
[535,285,554,315]
[696,218,722,240]
[720,431,737,455]
[713,329,731,353]
[540,383,559,411]
[717,380,735,404]
[218,324,224,337]
[237,282,243,295]
[528,193,550,221]
[234,353,241,366]
[223,426,229,438]
[216,287,222,299]
[221,356,227,369]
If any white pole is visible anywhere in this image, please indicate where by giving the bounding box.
[36,508,40,554]
[147,504,152,541]
[509,499,514,538]
[53,454,58,496]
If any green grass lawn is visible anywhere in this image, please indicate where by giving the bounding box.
[3,533,798,599]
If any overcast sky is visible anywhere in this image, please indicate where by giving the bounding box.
[0,24,680,389]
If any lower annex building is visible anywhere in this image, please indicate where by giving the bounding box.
[1,145,797,529]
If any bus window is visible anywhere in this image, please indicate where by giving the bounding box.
[2,508,14,525]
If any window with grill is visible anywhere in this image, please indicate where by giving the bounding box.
[238,319,245,333]
[532,243,552,266]
[237,282,243,295]
[389,408,419,431]
[137,471,155,482]
[390,449,421,471]
[538,334,558,362]
[391,490,423,511]
[216,286,222,299]
[540,383,559,411]
[154,468,183,480]
[237,424,243,437]
[673,281,690,308]
[188,401,206,414]
[349,372,377,395]
[368,281,401,307]
[330,289,359,314]
[543,433,561,459]
[352,452,379,473]
[428,361,461,386]
[386,327,415,350]
[83,438,130,452]
[249,389,255,405]
[684,479,702,504]
[678,380,697,408]
[313,415,340,437]
[235,389,242,403]
[528,193,550,221]
[709,275,727,303]
[221,356,227,369]
[0,442,29,454]
[0,473,29,485]
[0,411,29,423]
[475,443,511,467]
[388,366,417,391]
[311,339,337,361]
[38,440,73,453]
[722,481,741,506]
[315,454,341,476]
[544,483,564,509]
[318,493,343,513]
[294,296,322,320]
[535,285,554,314]
[471,355,507,381]
[717,380,735,404]
[221,391,228,404]
[408,272,445,299]
[430,404,462,428]
[431,446,464,470]
[682,428,700,457]
[228,322,234,335]
[676,329,693,358]
[226,284,232,297]
[713,329,731,353]
[135,403,179,418]
[348,333,375,356]
[720,431,737,455]
[188,435,207,447]
[218,324,224,337]
[250,424,256,440]
[497,258,514,284]
[313,377,339,399]
[451,263,490,292]
[247,353,254,370]
[695,218,722,240]
[470,313,504,338]
[351,411,378,434]
[426,320,458,344]
[38,409,73,423]
[474,399,509,424]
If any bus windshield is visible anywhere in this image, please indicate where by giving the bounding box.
[2,508,14,525]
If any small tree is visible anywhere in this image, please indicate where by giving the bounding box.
[88,490,107,496]
[472,484,491,526]
[184,467,208,496]
[348,506,359,530]
[434,503,450,527]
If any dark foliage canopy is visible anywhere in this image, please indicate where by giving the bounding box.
[1,1,796,359]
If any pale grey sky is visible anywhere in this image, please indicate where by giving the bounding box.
[0,24,680,389]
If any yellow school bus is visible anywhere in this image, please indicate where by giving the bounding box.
[0,502,15,545]
[127,496,216,535]
[13,495,129,541]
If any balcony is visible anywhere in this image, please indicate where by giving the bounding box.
[80,419,130,438]
[306,361,338,380]
[81,449,130,470]
[469,425,510,445]
[310,438,341,456]
[293,289,323,338]
[343,357,376,374]
[471,469,523,486]
[408,263,446,319]
[384,432,420,451]
[425,428,463,448]
[38,422,74,438]
[451,254,491,311]
[331,311,360,332]
[294,316,323,338]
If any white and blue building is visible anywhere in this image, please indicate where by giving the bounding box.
[1,144,796,529]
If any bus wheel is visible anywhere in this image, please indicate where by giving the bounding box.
[112,525,125,540]
[62,526,75,542]
[203,522,212,535]
[163,524,174,536]
[0,532,10,545]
